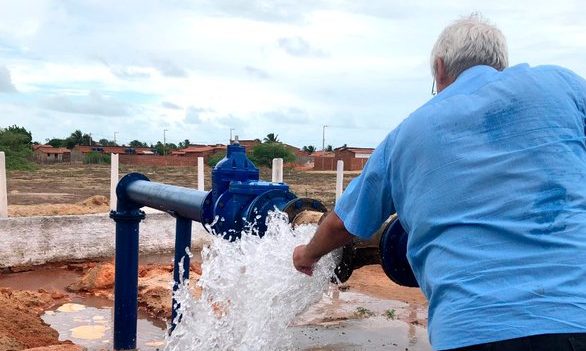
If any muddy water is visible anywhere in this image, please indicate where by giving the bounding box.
[42,302,165,350]
[294,289,430,350]
[0,263,167,350]
[0,256,431,350]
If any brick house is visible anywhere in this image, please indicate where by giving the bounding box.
[334,146,374,171]
[71,145,153,162]
[311,147,374,171]
[33,145,71,163]
[170,145,226,162]
[311,151,336,170]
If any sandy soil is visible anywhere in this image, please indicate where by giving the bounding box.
[0,287,83,351]
[0,261,427,351]
[8,195,110,217]
[1,163,419,349]
[65,261,203,321]
[6,164,358,215]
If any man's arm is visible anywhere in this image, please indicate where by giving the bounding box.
[292,211,354,276]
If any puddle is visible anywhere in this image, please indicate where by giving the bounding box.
[0,253,430,351]
[294,317,430,350]
[291,289,430,350]
[0,267,80,292]
[42,302,165,350]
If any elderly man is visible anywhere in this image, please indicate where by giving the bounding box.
[293,15,586,351]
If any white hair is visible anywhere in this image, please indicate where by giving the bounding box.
[431,14,508,80]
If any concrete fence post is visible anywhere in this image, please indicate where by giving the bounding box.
[197,157,204,191]
[0,152,7,218]
[110,153,119,211]
[272,158,283,183]
[335,160,344,203]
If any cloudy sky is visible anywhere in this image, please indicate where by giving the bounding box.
[0,0,585,148]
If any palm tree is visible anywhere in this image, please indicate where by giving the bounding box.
[263,133,280,143]
[302,145,316,154]
[69,130,83,145]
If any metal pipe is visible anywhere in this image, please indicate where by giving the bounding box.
[170,216,192,333]
[111,207,144,350]
[125,180,208,222]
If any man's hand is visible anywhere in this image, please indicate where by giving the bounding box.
[292,212,354,276]
[293,244,319,276]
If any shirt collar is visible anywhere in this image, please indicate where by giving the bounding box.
[455,65,497,85]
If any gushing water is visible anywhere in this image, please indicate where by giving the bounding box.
[164,211,337,351]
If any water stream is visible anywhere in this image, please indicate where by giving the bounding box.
[0,211,431,350]
[164,211,431,351]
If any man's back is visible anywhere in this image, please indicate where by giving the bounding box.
[392,64,586,349]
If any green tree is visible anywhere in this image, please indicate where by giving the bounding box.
[207,151,226,167]
[179,139,191,148]
[325,144,333,152]
[0,125,35,170]
[251,142,295,167]
[97,138,117,146]
[263,133,280,143]
[83,151,111,164]
[81,133,93,146]
[302,145,316,154]
[64,130,87,149]
[129,140,148,148]
[47,138,66,148]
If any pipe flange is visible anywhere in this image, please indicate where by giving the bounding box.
[116,172,150,204]
[379,218,419,287]
[282,198,327,224]
[243,189,297,237]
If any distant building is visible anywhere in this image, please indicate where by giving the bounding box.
[33,145,71,163]
[334,146,374,171]
[311,151,336,171]
[71,145,153,162]
[170,145,226,162]
[311,146,374,171]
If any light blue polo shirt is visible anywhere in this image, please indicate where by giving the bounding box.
[335,64,586,350]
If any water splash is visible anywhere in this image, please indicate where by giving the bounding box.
[164,211,337,351]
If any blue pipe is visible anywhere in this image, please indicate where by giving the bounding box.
[125,179,208,222]
[170,216,192,333]
[110,200,144,350]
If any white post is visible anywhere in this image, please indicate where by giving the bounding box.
[335,160,344,203]
[197,157,204,191]
[0,152,7,218]
[110,153,119,211]
[272,158,283,183]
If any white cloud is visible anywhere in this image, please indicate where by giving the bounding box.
[0,66,17,92]
[40,90,131,116]
[277,37,327,57]
[0,0,585,148]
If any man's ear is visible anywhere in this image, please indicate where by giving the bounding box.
[434,57,453,92]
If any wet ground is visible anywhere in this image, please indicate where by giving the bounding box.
[0,257,430,351]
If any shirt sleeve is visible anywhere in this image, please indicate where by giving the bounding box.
[556,66,586,115]
[334,132,396,239]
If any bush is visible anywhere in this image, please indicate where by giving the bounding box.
[207,151,226,167]
[83,151,111,164]
[251,143,295,167]
[0,125,36,171]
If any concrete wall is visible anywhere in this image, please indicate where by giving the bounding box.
[313,156,336,171]
[0,211,212,269]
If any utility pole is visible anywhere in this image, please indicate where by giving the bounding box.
[230,128,235,143]
[163,129,168,156]
[322,125,328,151]
[114,131,118,145]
